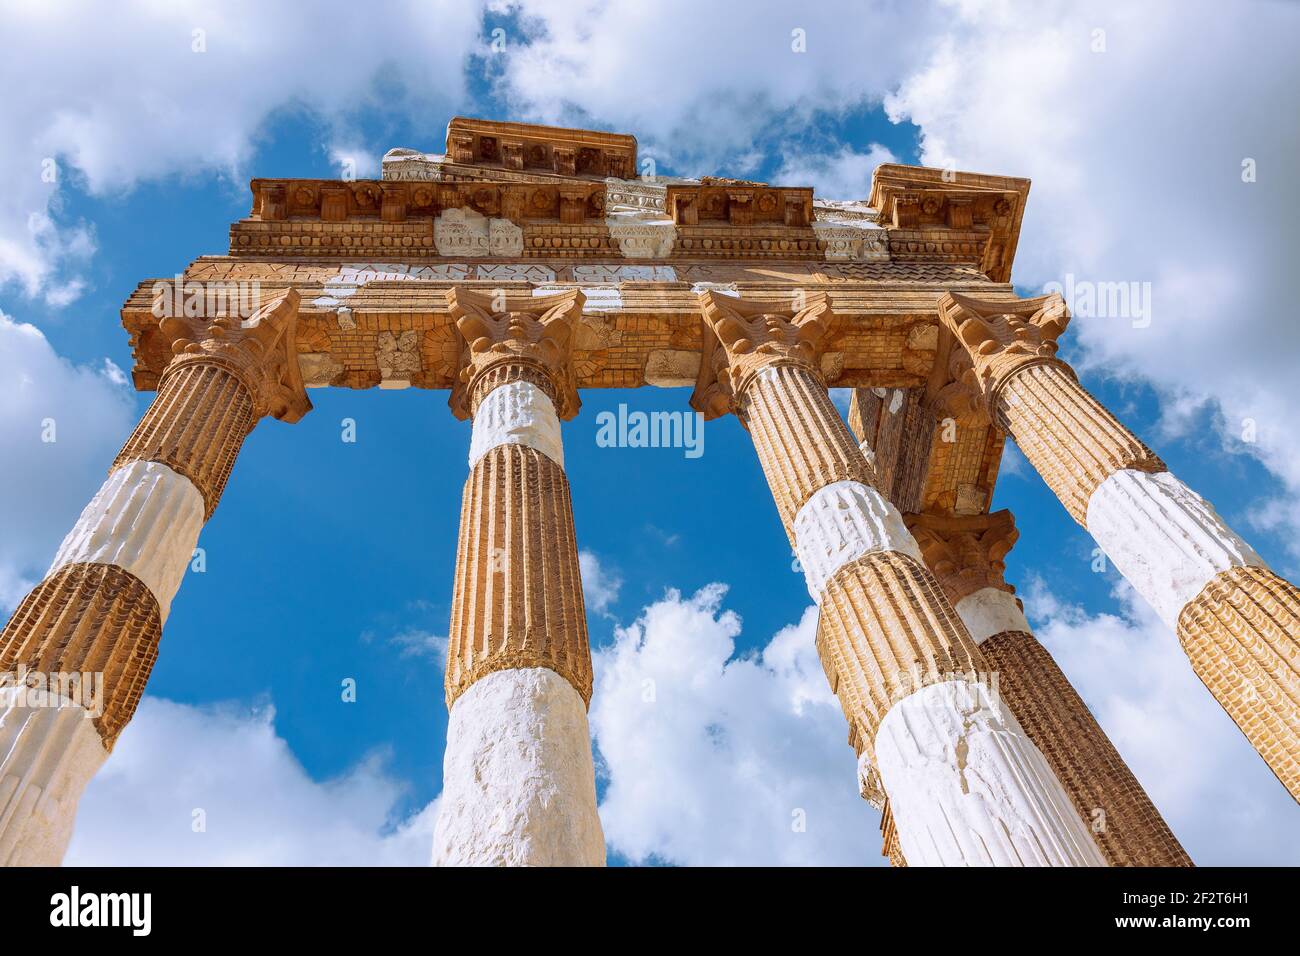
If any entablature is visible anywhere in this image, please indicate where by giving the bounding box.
[122,257,1010,398]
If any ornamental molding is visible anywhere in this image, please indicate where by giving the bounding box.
[604,178,668,214]
[445,116,637,179]
[904,508,1020,604]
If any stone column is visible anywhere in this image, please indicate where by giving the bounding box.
[431,288,604,867]
[906,509,1192,866]
[879,798,906,867]
[0,290,309,865]
[938,292,1300,801]
[692,291,1105,867]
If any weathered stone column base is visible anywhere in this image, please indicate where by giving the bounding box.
[1179,565,1300,801]
[0,688,107,866]
[876,679,1107,867]
[432,668,605,867]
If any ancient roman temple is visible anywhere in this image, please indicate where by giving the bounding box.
[2,117,1296,867]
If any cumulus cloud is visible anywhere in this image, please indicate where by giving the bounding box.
[1024,577,1300,864]
[776,144,897,200]
[0,310,135,608]
[589,586,881,866]
[327,144,381,181]
[387,629,449,666]
[66,697,438,866]
[579,549,622,615]
[492,0,943,170]
[0,0,484,300]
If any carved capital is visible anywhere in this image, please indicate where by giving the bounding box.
[446,288,584,420]
[936,292,1073,411]
[904,509,1020,605]
[690,291,837,419]
[158,288,310,423]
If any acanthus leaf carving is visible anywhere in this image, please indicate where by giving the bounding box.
[690,291,838,419]
[446,287,584,420]
[937,291,1073,406]
[904,509,1020,605]
[158,287,310,423]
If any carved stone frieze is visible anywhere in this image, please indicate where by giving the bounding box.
[434,208,525,257]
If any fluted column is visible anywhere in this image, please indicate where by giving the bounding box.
[431,288,604,867]
[907,509,1192,866]
[939,291,1300,800]
[0,290,310,865]
[879,798,906,867]
[692,291,1104,867]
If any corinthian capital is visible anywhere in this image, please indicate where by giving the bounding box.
[690,291,837,419]
[936,292,1072,409]
[904,509,1019,604]
[445,288,585,420]
[159,288,310,422]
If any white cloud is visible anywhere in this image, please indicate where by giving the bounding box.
[776,144,897,200]
[66,697,438,866]
[101,357,129,387]
[0,310,135,609]
[579,549,623,615]
[0,0,484,300]
[328,144,381,181]
[590,585,882,865]
[494,0,943,171]
[388,629,449,666]
[1023,577,1300,864]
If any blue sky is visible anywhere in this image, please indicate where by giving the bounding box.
[2,1,1297,865]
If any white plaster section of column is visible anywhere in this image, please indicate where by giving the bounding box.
[954,587,1031,646]
[874,680,1107,867]
[46,459,205,623]
[1085,468,1268,629]
[791,479,921,601]
[435,377,604,866]
[432,668,605,866]
[466,379,564,469]
[0,687,108,866]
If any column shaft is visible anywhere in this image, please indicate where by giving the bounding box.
[1003,366,1300,800]
[693,290,1104,866]
[0,370,249,865]
[0,289,307,864]
[998,362,1162,524]
[905,507,1192,866]
[432,289,603,867]
[940,291,1300,802]
[979,625,1192,866]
